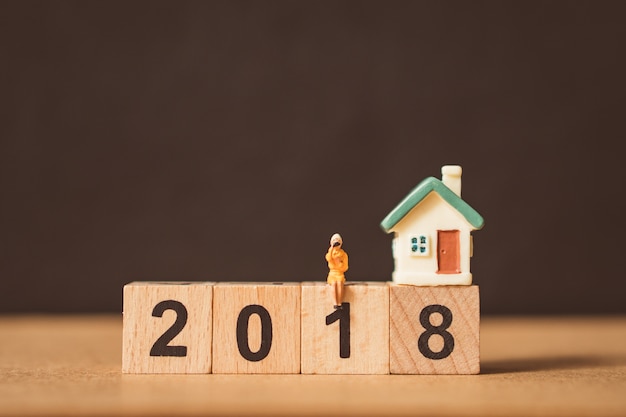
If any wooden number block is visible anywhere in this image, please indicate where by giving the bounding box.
[390,284,480,374]
[122,282,214,374]
[301,282,390,374]
[212,283,300,374]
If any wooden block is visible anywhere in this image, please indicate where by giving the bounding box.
[301,282,390,374]
[122,282,213,374]
[390,284,479,374]
[212,283,300,374]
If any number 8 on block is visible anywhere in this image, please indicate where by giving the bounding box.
[122,282,214,374]
[389,285,480,375]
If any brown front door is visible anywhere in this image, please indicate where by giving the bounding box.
[437,230,460,274]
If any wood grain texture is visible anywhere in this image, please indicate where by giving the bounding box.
[1,316,626,416]
[212,283,300,374]
[122,282,214,374]
[301,282,389,374]
[390,284,479,374]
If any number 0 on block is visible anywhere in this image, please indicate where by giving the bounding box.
[212,283,301,374]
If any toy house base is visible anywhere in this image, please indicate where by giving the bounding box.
[392,272,473,286]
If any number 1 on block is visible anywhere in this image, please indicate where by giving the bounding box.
[325,303,350,358]
[301,282,389,374]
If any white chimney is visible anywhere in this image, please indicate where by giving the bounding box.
[441,165,462,197]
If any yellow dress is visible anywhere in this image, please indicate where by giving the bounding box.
[326,247,348,284]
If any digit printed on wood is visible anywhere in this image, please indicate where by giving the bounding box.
[122,282,214,374]
[212,283,301,374]
[301,282,390,374]
[390,284,479,374]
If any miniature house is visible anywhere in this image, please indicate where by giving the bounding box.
[380,165,484,286]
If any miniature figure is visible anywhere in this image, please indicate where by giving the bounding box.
[326,233,348,309]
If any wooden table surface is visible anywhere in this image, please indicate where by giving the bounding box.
[1,315,625,416]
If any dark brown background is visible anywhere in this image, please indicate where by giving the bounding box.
[1,1,624,314]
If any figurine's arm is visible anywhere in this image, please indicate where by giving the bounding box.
[326,247,340,268]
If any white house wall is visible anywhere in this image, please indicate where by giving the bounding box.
[389,192,473,286]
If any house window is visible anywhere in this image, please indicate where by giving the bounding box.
[411,235,429,256]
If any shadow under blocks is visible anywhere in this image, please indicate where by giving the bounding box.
[481,355,626,375]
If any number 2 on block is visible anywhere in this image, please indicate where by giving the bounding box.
[150,300,188,357]
[325,303,350,358]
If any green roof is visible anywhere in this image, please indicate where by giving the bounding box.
[380,177,484,232]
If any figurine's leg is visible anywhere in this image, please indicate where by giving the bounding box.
[331,281,344,309]
[336,281,344,306]
[331,281,340,307]
[328,281,337,307]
